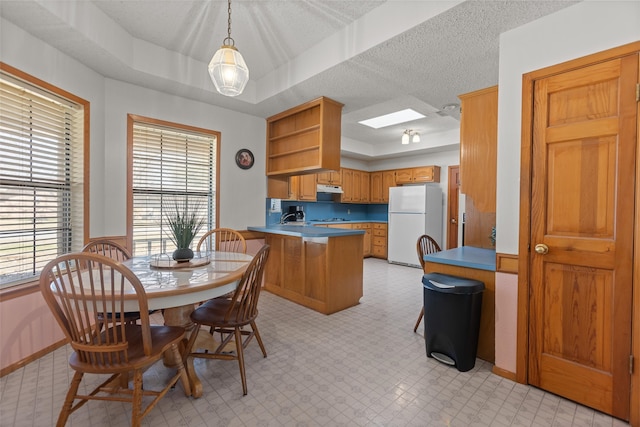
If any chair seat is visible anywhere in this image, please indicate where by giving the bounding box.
[68,324,185,374]
[191,298,257,327]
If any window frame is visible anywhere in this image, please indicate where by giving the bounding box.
[0,62,90,299]
[126,114,220,254]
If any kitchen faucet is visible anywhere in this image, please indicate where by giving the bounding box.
[279,212,297,224]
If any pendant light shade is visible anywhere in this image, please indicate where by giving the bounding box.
[401,129,420,144]
[209,0,249,97]
[208,45,249,97]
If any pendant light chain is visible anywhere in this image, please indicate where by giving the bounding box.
[225,0,234,47]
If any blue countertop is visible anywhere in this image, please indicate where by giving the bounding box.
[424,246,496,272]
[248,224,365,238]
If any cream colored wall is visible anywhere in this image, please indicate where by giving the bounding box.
[493,1,640,374]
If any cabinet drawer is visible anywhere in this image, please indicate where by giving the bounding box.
[373,237,387,246]
[372,246,387,257]
[373,229,386,237]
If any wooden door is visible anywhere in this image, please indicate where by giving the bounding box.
[528,55,637,419]
[447,165,460,249]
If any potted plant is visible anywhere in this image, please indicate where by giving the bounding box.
[163,198,206,262]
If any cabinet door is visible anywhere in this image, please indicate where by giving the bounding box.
[382,171,395,203]
[317,170,342,185]
[267,176,290,199]
[341,169,354,202]
[413,166,440,183]
[298,174,317,201]
[351,170,361,202]
[395,168,413,184]
[459,86,497,211]
[330,170,342,185]
[370,172,382,202]
[360,172,370,203]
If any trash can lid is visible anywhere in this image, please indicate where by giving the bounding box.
[422,272,485,294]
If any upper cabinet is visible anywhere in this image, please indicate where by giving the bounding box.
[266,96,343,177]
[459,86,497,212]
[395,166,440,185]
[316,169,342,185]
[459,85,498,248]
[370,170,397,203]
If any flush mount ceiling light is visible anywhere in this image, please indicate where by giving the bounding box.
[401,130,420,145]
[359,109,426,129]
[208,0,249,97]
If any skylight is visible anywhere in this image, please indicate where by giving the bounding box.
[358,109,426,129]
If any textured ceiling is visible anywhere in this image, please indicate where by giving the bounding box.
[0,0,578,160]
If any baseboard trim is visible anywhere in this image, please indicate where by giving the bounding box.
[0,339,67,378]
[492,365,517,382]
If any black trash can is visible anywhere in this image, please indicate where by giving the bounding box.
[422,272,484,372]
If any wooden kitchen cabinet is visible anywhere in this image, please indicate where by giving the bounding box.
[268,174,316,201]
[337,168,371,204]
[370,170,396,203]
[316,169,342,185]
[293,173,317,201]
[360,171,370,203]
[352,223,372,257]
[372,223,387,259]
[459,85,497,248]
[395,166,440,184]
[263,232,363,314]
[340,168,354,202]
[381,171,395,203]
[266,96,343,176]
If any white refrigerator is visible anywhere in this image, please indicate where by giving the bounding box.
[388,184,443,267]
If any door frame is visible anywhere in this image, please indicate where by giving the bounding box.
[446,165,460,249]
[517,41,640,424]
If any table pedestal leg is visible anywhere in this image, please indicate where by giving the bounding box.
[162,304,219,398]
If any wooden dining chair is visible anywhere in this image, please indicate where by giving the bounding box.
[183,244,270,396]
[196,228,247,254]
[197,228,247,303]
[414,234,442,333]
[39,252,190,427]
[82,239,140,327]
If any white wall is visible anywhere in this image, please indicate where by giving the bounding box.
[496,0,640,254]
[1,18,267,237]
[102,79,266,235]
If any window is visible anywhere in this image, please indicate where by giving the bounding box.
[0,64,88,289]
[127,115,218,256]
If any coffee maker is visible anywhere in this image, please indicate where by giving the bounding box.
[288,205,305,222]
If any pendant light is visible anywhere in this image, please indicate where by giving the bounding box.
[402,130,410,145]
[208,0,249,97]
[401,129,420,144]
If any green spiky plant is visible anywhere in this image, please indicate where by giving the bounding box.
[163,198,206,257]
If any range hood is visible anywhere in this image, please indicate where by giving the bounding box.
[317,184,344,194]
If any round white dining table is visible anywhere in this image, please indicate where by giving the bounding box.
[119,251,253,398]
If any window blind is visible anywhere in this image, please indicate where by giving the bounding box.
[131,123,215,256]
[0,76,84,288]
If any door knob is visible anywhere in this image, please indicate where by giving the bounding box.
[450,218,457,224]
[534,243,549,254]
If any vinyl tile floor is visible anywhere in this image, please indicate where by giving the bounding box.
[0,258,630,427]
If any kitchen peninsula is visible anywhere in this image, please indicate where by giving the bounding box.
[247,225,364,314]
